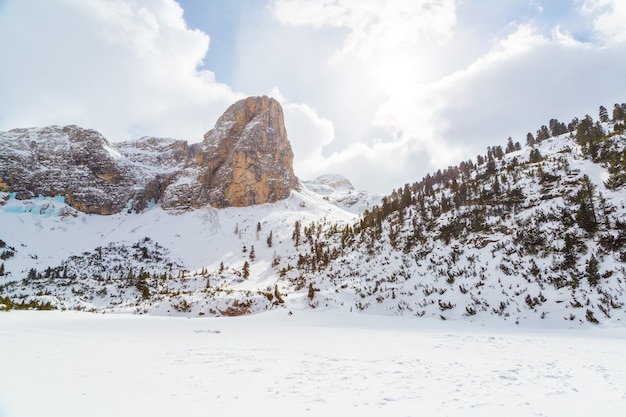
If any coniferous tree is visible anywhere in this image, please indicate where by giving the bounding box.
[242,261,250,279]
[485,156,497,175]
[568,117,579,132]
[536,125,550,141]
[575,177,597,233]
[586,255,600,286]
[401,184,412,208]
[249,245,256,261]
[562,233,578,272]
[292,220,301,246]
[613,103,625,122]
[529,149,542,163]
[576,116,604,160]
[549,118,567,136]
[266,231,273,248]
[599,105,609,123]
[505,137,515,153]
[526,132,536,147]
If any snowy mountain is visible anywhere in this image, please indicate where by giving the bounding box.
[0,180,363,315]
[2,101,626,327]
[301,174,382,214]
[0,96,297,214]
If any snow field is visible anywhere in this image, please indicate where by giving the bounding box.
[0,311,625,417]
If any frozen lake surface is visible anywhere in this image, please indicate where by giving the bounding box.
[1,310,625,416]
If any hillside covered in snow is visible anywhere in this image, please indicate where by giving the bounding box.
[2,103,626,326]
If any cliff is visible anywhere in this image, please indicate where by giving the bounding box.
[0,96,298,214]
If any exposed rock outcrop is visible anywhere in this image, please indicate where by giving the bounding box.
[161,96,298,209]
[0,125,186,214]
[0,96,299,214]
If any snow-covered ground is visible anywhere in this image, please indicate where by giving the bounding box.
[1,311,625,417]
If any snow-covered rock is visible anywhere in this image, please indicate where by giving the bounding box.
[0,96,299,214]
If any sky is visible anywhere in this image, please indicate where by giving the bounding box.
[1,0,626,194]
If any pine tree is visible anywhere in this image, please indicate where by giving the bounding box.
[529,148,542,163]
[0,262,4,276]
[308,282,315,301]
[242,261,250,279]
[613,103,625,122]
[576,176,597,233]
[292,220,301,246]
[249,245,256,261]
[266,231,273,248]
[586,255,600,286]
[485,156,496,175]
[28,268,37,280]
[526,132,535,147]
[536,125,550,141]
[568,117,579,132]
[599,105,609,123]
[549,118,567,136]
[505,137,515,153]
[401,183,412,208]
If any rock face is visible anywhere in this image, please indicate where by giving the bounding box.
[160,96,298,209]
[202,96,297,207]
[0,96,299,214]
[0,125,187,214]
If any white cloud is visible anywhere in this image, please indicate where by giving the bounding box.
[580,0,626,44]
[2,0,625,195]
[272,0,457,61]
[266,0,626,192]
[0,0,240,141]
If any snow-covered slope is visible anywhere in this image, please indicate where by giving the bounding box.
[301,173,382,214]
[2,113,626,327]
[0,183,359,315]
[301,126,626,326]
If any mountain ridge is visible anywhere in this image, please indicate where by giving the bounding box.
[2,101,626,326]
[0,96,298,214]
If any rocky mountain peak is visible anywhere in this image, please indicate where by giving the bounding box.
[1,96,300,214]
[203,96,298,207]
[203,95,287,149]
[313,174,355,191]
[163,96,298,209]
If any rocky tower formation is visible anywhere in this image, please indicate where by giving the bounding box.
[162,96,298,209]
[201,95,298,207]
[0,96,299,213]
